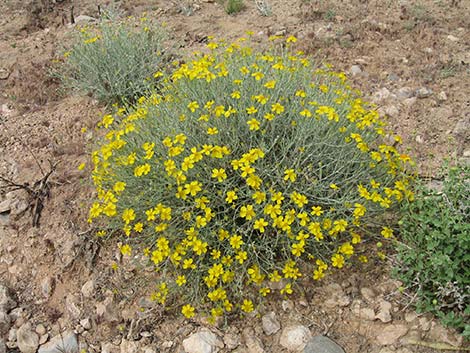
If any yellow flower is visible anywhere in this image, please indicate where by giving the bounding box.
[286,35,297,43]
[339,242,354,256]
[264,80,276,89]
[331,253,345,268]
[240,204,256,220]
[271,102,285,114]
[381,227,393,239]
[184,181,202,196]
[77,163,86,171]
[207,127,219,135]
[211,168,227,182]
[246,106,258,115]
[280,283,293,295]
[300,109,312,117]
[284,169,297,182]
[330,183,339,190]
[176,275,187,286]
[225,190,238,204]
[119,244,132,256]
[122,209,136,224]
[230,235,244,249]
[241,299,254,313]
[247,118,260,131]
[252,191,266,204]
[251,72,264,80]
[113,181,126,194]
[101,114,114,128]
[253,218,268,233]
[231,91,241,99]
[181,304,195,318]
[235,251,247,264]
[259,287,271,297]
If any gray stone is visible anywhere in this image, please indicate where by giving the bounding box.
[0,284,16,311]
[304,336,345,353]
[262,312,280,336]
[0,339,6,353]
[280,325,311,351]
[453,117,470,140]
[376,324,408,345]
[17,323,39,353]
[396,87,414,100]
[38,331,78,353]
[416,87,433,98]
[0,311,11,336]
[74,15,97,24]
[41,277,55,298]
[350,65,362,75]
[183,329,223,353]
[81,279,95,298]
[80,318,91,330]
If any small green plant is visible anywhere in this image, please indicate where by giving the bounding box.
[394,164,470,338]
[55,16,170,105]
[88,36,415,321]
[324,8,337,21]
[225,0,245,15]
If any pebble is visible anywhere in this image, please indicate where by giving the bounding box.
[437,91,447,101]
[81,279,95,298]
[0,284,16,311]
[262,312,281,336]
[415,87,433,98]
[304,335,345,353]
[17,323,39,353]
[183,329,223,353]
[38,331,78,353]
[40,277,55,299]
[280,325,311,351]
[35,324,47,336]
[80,318,92,330]
[350,65,362,75]
[447,35,459,42]
[282,300,294,311]
[375,300,392,323]
[415,135,424,144]
[376,324,408,345]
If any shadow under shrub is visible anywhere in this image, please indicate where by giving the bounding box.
[55,16,170,106]
[88,36,415,320]
[394,164,470,338]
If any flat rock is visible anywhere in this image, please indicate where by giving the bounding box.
[17,323,39,353]
[38,331,78,353]
[280,325,311,351]
[375,300,392,323]
[262,312,280,335]
[0,284,16,311]
[304,336,345,353]
[183,329,223,353]
[376,324,408,345]
[428,322,463,347]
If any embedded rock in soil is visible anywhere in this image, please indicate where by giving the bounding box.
[242,328,265,353]
[324,284,351,308]
[415,87,433,98]
[453,117,470,141]
[350,65,362,75]
[262,311,281,336]
[376,324,408,345]
[38,330,78,353]
[427,322,463,347]
[0,284,16,312]
[375,300,392,323]
[280,325,311,351]
[183,329,223,353]
[81,279,95,298]
[0,311,11,336]
[17,323,39,353]
[304,336,345,353]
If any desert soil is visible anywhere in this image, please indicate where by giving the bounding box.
[0,0,469,352]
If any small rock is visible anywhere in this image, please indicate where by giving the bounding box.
[375,300,392,323]
[40,277,55,299]
[242,328,265,353]
[0,284,16,311]
[102,342,120,353]
[372,87,391,103]
[304,335,345,353]
[418,317,431,331]
[280,325,311,352]
[120,339,139,353]
[404,312,418,323]
[183,329,223,353]
[38,331,78,353]
[360,287,377,303]
[223,333,240,350]
[142,346,157,353]
[17,323,39,353]
[0,340,6,353]
[351,301,375,321]
[80,318,92,330]
[437,91,447,101]
[463,150,470,157]
[402,97,417,108]
[384,105,399,118]
[415,135,424,144]
[376,324,408,345]
[65,295,81,319]
[453,117,470,140]
[396,87,414,100]
[428,322,463,347]
[262,312,280,336]
[81,279,95,298]
[0,311,11,335]
[161,341,173,348]
[282,300,294,311]
[415,87,433,98]
[74,15,97,24]
[447,35,459,42]
[96,296,120,322]
[35,324,47,336]
[324,284,350,308]
[8,327,17,342]
[350,65,362,75]
[39,334,48,345]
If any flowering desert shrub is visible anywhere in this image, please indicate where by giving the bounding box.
[88,36,415,320]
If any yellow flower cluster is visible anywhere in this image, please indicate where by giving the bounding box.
[88,36,415,321]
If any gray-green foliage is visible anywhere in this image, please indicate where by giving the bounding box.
[56,18,170,105]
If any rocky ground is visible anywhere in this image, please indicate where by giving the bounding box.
[0,0,469,352]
